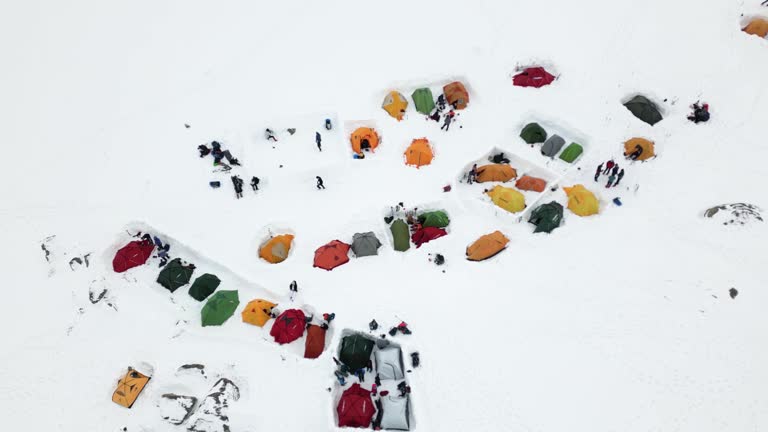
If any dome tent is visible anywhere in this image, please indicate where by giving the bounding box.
[270,309,306,344]
[466,231,509,261]
[412,226,447,248]
[382,91,408,120]
[379,395,410,430]
[486,185,526,213]
[113,239,154,273]
[563,185,599,216]
[404,138,433,168]
[374,345,404,381]
[418,210,450,228]
[201,290,240,327]
[515,175,547,192]
[475,164,517,183]
[528,201,564,233]
[259,234,294,264]
[350,127,380,154]
[390,219,410,252]
[513,67,556,88]
[520,122,547,144]
[623,95,663,126]
[443,81,469,109]
[743,17,768,38]
[541,134,565,157]
[351,232,382,257]
[411,87,435,114]
[112,367,150,409]
[157,258,195,292]
[188,273,221,301]
[241,299,277,327]
[313,240,351,271]
[559,142,583,163]
[337,383,376,428]
[339,333,375,371]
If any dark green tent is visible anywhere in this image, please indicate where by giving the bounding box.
[559,143,583,163]
[520,123,547,144]
[157,258,195,292]
[623,95,662,126]
[418,210,450,228]
[339,334,375,371]
[201,290,239,327]
[528,201,564,234]
[411,88,435,115]
[188,273,221,301]
[391,219,410,252]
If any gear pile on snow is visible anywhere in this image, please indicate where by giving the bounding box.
[704,203,763,226]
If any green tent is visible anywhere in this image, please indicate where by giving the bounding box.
[520,123,547,144]
[623,95,662,126]
[411,88,435,115]
[201,290,240,327]
[157,258,195,292]
[528,201,563,234]
[391,219,410,252]
[559,143,583,163]
[339,333,375,371]
[188,273,221,301]
[419,210,450,228]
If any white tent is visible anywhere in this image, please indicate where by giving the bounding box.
[380,395,410,430]
[375,345,404,381]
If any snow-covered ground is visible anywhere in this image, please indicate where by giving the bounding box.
[2,0,768,430]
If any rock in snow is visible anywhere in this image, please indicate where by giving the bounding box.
[704,203,763,226]
[159,394,197,425]
[186,378,240,432]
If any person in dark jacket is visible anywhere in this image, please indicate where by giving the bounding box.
[606,173,616,188]
[250,176,260,191]
[611,164,619,177]
[614,168,625,186]
[316,176,325,190]
[210,141,240,166]
[594,163,603,181]
[231,175,244,198]
[436,94,446,111]
[315,132,322,152]
[687,102,710,124]
[467,164,478,184]
[198,144,211,157]
[265,129,277,142]
[627,145,643,161]
[440,110,455,131]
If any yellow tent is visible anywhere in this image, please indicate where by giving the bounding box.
[259,234,294,264]
[112,368,151,408]
[486,185,526,213]
[382,91,408,120]
[241,299,277,327]
[563,184,599,216]
[743,17,768,38]
[404,138,434,168]
[466,231,509,261]
[623,137,655,161]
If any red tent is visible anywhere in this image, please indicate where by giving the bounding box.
[313,240,350,271]
[304,324,327,359]
[513,67,556,88]
[337,383,376,428]
[112,240,155,273]
[270,309,306,344]
[412,227,447,248]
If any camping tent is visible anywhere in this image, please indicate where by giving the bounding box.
[404,138,433,168]
[466,231,509,261]
[513,67,556,88]
[339,334,375,370]
[390,219,410,252]
[351,232,382,257]
[201,290,239,327]
[270,309,306,344]
[188,273,221,301]
[411,226,447,248]
[259,234,294,264]
[541,135,565,157]
[563,185,599,216]
[337,383,376,428]
[157,258,195,292]
[475,164,517,183]
[313,240,351,271]
[411,88,435,115]
[520,123,547,144]
[418,210,450,228]
[375,345,405,381]
[559,143,583,163]
[743,17,768,37]
[351,127,380,154]
[304,324,327,359]
[112,240,155,273]
[529,201,564,233]
[443,81,469,109]
[623,137,655,161]
[241,299,277,327]
[382,91,408,120]
[515,175,547,192]
[486,185,526,213]
[112,368,150,408]
[624,95,663,125]
[380,395,410,430]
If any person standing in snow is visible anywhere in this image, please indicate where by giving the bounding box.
[289,280,298,302]
[265,129,277,142]
[468,164,478,184]
[231,175,244,198]
[316,176,325,190]
[614,168,625,187]
[250,176,260,191]
[440,110,455,131]
[437,94,446,111]
[594,163,603,181]
[611,164,619,177]
[603,160,615,175]
[606,173,616,188]
[315,132,322,152]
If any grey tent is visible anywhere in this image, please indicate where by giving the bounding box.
[623,95,663,126]
[351,232,382,257]
[380,396,410,430]
[374,345,404,381]
[541,134,565,157]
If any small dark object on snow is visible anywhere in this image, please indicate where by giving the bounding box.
[369,319,379,331]
[729,288,738,299]
[325,118,332,130]
[316,176,325,190]
[388,327,398,336]
[411,352,420,368]
[287,128,296,135]
[613,197,622,206]
[184,124,190,129]
[209,181,221,188]
[434,254,445,265]
[443,184,452,192]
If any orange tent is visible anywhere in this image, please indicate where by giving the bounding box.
[743,17,768,38]
[112,368,151,408]
[466,231,509,261]
[443,81,469,110]
[241,299,277,327]
[304,324,327,359]
[404,138,434,168]
[476,164,517,183]
[382,91,408,120]
[515,175,547,192]
[259,234,294,264]
[623,138,655,161]
[313,240,351,271]
[350,127,380,154]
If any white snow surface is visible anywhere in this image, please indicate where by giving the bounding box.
[2,0,768,431]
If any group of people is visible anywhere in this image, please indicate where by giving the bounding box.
[594,160,625,188]
[198,141,240,167]
[132,231,172,267]
[229,175,261,199]
[428,93,458,131]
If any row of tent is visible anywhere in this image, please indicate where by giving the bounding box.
[348,127,435,167]
[390,209,451,252]
[382,81,470,121]
[520,123,584,162]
